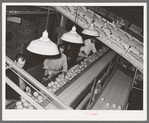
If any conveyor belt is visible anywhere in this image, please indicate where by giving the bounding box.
[44,50,116,109]
[91,68,133,110]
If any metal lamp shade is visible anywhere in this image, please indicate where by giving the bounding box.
[27,30,59,55]
[61,26,83,44]
[82,23,99,36]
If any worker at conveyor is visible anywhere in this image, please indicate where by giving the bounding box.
[42,44,68,82]
[6,53,27,100]
[78,36,97,59]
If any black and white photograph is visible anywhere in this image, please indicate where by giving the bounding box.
[3,2,147,121]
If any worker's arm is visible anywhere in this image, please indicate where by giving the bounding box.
[92,43,97,53]
[81,50,87,56]
[79,47,88,58]
[43,59,49,69]
[19,78,26,91]
[62,55,68,73]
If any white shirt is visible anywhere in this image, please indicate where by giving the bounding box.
[43,53,67,76]
[79,39,97,56]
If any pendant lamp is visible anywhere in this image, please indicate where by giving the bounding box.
[82,7,99,37]
[60,7,83,44]
[82,21,99,36]
[27,6,59,55]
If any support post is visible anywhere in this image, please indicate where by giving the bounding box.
[57,15,67,45]
[131,68,138,91]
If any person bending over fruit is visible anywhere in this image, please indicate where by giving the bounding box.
[42,44,68,82]
[78,36,97,59]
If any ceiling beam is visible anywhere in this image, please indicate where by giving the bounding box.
[35,6,55,11]
[6,11,56,15]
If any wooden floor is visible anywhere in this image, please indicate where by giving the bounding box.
[91,69,133,110]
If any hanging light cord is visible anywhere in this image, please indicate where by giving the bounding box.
[45,6,50,30]
[74,6,79,24]
[92,7,97,23]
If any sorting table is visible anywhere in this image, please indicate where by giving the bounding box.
[42,50,117,109]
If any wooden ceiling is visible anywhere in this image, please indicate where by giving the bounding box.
[101,6,143,29]
[6,6,143,31]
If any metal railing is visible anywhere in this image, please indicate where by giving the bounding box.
[6,56,73,110]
